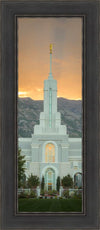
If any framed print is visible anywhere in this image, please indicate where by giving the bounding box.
[17,17,83,214]
[1,0,99,229]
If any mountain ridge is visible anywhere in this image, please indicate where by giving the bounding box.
[18,97,82,138]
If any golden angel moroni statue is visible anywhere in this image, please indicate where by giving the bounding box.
[50,44,53,54]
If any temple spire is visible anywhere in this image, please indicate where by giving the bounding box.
[48,44,53,79]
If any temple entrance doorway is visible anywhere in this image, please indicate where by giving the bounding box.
[44,168,55,191]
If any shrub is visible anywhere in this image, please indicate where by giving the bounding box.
[73,191,82,199]
[23,190,30,195]
[48,190,57,196]
[44,190,48,195]
[48,190,53,196]
[40,190,45,196]
[52,190,57,195]
[77,193,82,199]
[27,174,40,188]
[63,190,69,198]
[28,190,36,198]
[18,192,27,198]
[39,196,43,199]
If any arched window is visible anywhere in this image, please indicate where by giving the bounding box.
[45,143,55,163]
[74,173,82,188]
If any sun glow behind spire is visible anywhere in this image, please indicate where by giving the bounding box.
[18,92,28,97]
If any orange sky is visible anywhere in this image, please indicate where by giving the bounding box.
[18,17,82,100]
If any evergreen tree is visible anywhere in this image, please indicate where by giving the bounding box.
[41,176,45,190]
[62,174,73,188]
[18,148,26,188]
[56,176,60,192]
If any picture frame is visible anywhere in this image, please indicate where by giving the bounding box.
[1,0,99,229]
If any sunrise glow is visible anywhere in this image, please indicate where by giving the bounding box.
[18,92,29,97]
[18,18,82,100]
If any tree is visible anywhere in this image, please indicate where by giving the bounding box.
[62,174,73,188]
[18,148,26,188]
[41,176,45,190]
[21,174,27,188]
[27,174,40,188]
[56,176,60,192]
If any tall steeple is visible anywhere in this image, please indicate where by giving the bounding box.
[44,44,57,120]
[33,45,67,135]
[48,44,53,79]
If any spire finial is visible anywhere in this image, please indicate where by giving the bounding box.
[50,44,53,54]
[48,44,53,79]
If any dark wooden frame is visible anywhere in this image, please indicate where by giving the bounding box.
[1,0,99,229]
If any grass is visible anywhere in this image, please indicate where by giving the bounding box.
[18,198,82,212]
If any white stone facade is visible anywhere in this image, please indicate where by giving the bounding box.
[18,47,82,190]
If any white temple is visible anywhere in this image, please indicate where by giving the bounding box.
[19,45,82,190]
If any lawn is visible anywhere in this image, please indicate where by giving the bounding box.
[18,198,82,212]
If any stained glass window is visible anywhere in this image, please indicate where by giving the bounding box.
[45,143,55,162]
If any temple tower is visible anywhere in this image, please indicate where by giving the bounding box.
[34,44,67,135]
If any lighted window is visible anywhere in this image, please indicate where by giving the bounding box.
[45,143,55,162]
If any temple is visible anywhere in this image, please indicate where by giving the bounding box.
[19,45,82,190]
